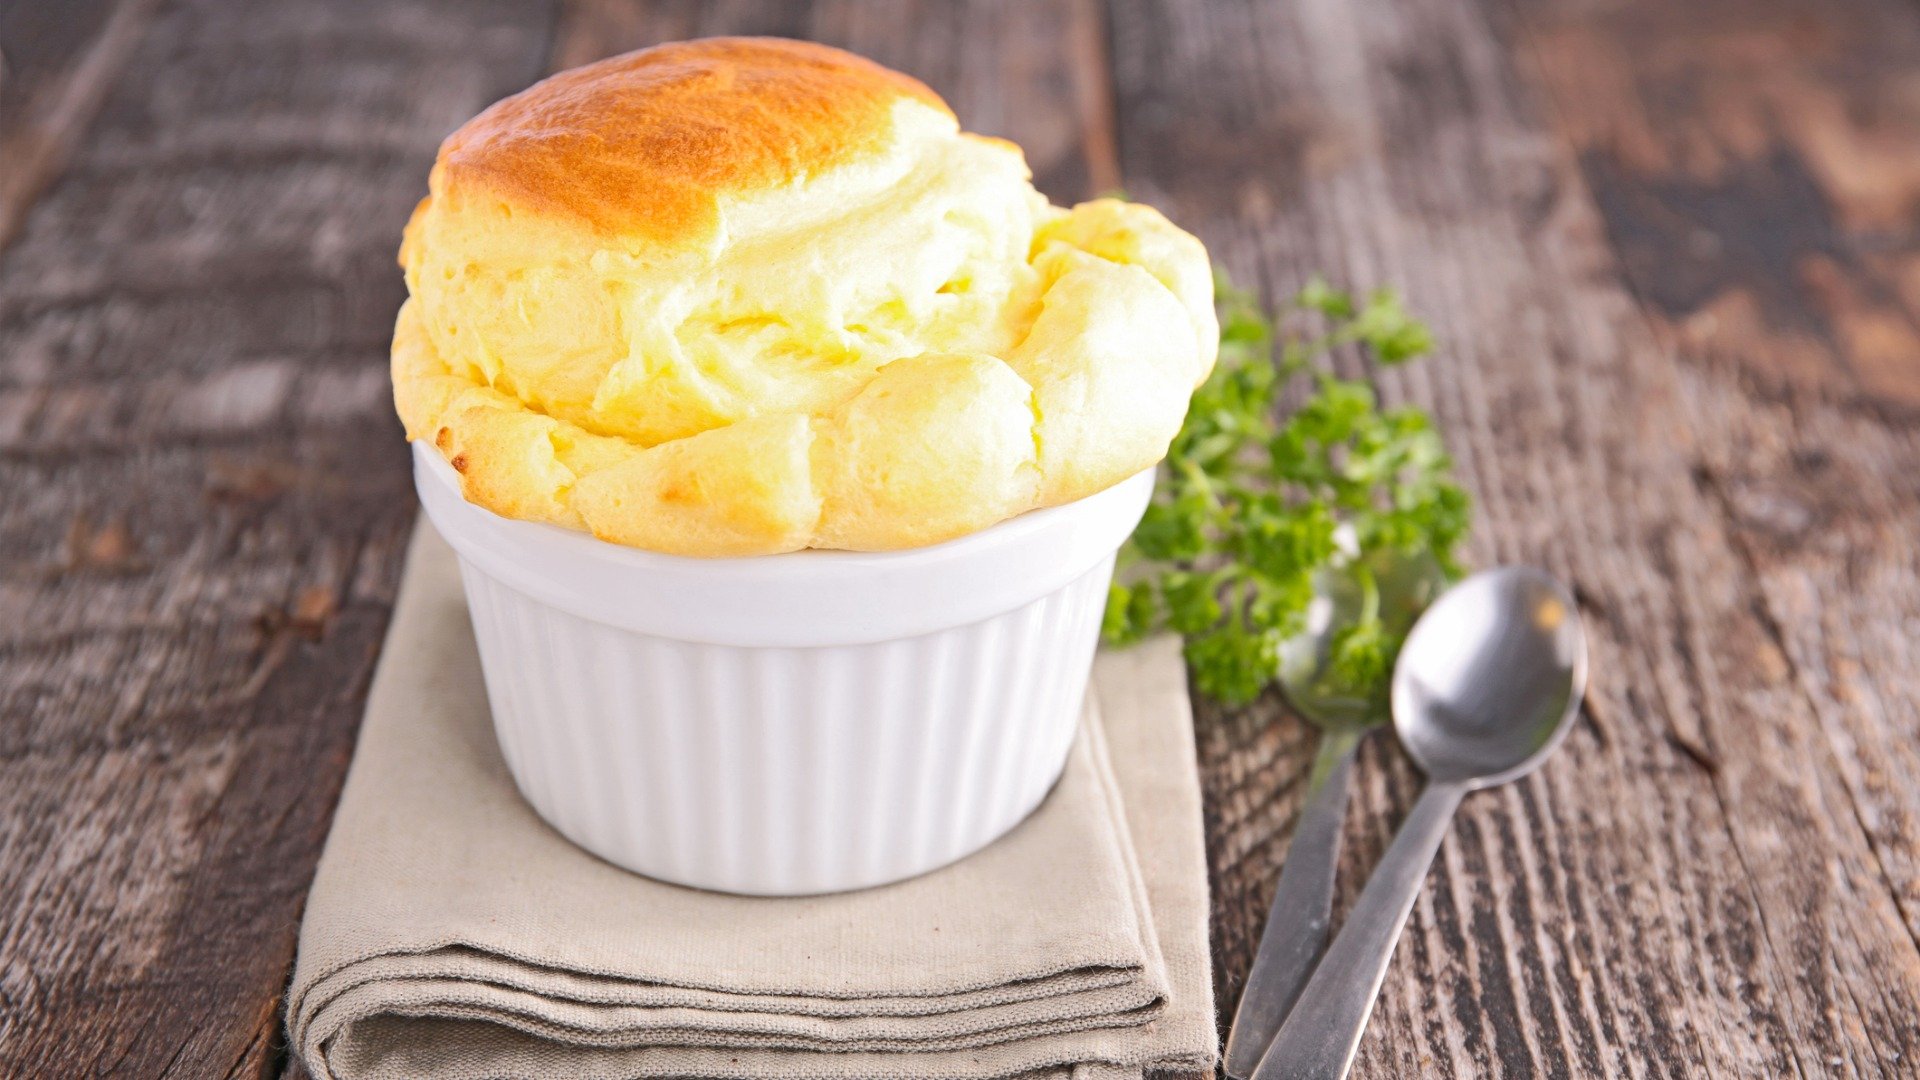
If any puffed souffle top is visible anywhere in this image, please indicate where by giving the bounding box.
[392,37,1216,557]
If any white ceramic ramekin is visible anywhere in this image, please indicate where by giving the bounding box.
[412,441,1153,895]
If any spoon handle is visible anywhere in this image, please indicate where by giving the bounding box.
[1253,780,1467,1080]
[1223,727,1362,1078]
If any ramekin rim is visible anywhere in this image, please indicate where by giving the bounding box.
[412,441,1155,646]
[412,440,1154,574]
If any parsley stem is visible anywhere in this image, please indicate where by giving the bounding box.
[1179,457,1222,509]
[1352,560,1382,632]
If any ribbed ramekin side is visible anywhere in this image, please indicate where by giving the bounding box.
[804,559,1115,892]
[852,624,1008,890]
[446,555,1118,896]
[1018,557,1112,811]
[454,565,549,817]
[457,564,618,857]
[931,558,1112,870]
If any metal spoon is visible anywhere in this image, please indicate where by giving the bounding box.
[1254,566,1586,1080]
[1224,550,1445,1079]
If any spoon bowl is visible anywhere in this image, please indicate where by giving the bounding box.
[1280,548,1450,731]
[1391,566,1586,786]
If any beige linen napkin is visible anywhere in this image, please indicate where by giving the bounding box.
[288,526,1214,1079]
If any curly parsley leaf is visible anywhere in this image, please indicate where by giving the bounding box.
[1105,273,1471,708]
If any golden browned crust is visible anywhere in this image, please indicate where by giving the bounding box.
[434,37,951,246]
[392,39,1217,557]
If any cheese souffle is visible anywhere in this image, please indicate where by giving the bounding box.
[393,37,1215,556]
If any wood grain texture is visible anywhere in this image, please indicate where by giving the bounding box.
[1519,0,1920,978]
[8,0,1920,1077]
[0,1,556,1075]
[1109,0,1920,1074]
[0,0,161,254]
[552,0,1120,205]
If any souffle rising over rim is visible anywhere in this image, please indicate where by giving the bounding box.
[392,37,1216,556]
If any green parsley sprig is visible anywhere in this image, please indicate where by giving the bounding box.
[1102,272,1471,707]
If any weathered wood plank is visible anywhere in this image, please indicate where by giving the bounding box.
[11,1,1920,1078]
[1109,0,1920,1075]
[0,1,559,1076]
[1516,0,1920,971]
[0,0,161,254]
[553,0,1119,205]
[1521,0,1920,412]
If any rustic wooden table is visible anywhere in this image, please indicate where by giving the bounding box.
[6,0,1920,1076]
